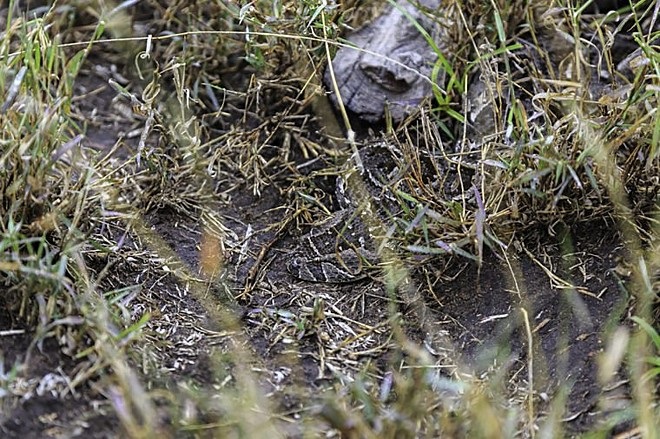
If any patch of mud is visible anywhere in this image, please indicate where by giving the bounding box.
[0,308,118,439]
[2,395,116,439]
[433,220,629,431]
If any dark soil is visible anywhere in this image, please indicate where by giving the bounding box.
[0,305,118,438]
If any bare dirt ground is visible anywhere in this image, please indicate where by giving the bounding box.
[1,1,658,438]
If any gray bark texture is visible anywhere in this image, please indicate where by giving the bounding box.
[325,0,446,122]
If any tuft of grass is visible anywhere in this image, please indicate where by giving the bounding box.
[1,2,99,331]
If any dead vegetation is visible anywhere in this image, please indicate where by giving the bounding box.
[0,0,658,438]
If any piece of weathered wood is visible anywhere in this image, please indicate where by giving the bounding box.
[325,0,445,122]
